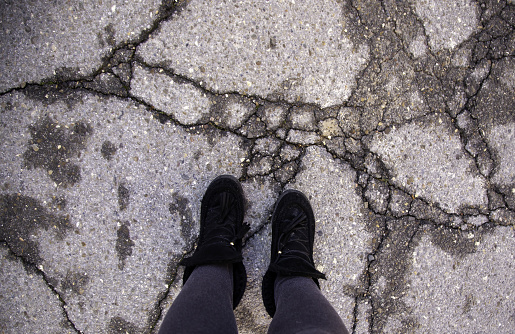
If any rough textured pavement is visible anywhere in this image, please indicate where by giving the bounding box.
[1,0,514,333]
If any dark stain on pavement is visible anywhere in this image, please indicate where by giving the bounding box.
[269,35,277,49]
[23,85,83,109]
[116,221,135,270]
[429,225,480,257]
[369,217,421,333]
[118,183,130,211]
[54,67,83,82]
[51,196,67,211]
[101,140,118,160]
[61,271,89,295]
[108,316,139,334]
[98,23,116,48]
[0,194,72,264]
[169,194,195,244]
[473,57,515,128]
[104,24,116,46]
[23,116,92,187]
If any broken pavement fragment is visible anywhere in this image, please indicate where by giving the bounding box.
[387,226,515,333]
[130,64,211,125]
[413,0,478,51]
[0,0,162,92]
[209,94,256,131]
[487,123,515,187]
[369,114,487,213]
[291,146,373,327]
[0,246,73,333]
[137,0,369,108]
[473,57,515,209]
[487,123,515,209]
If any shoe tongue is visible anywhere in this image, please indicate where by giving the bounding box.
[281,206,304,228]
[283,230,308,253]
[280,207,309,255]
[202,192,236,242]
[206,192,234,222]
[287,205,303,219]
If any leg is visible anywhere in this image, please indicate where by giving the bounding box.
[262,190,349,333]
[159,175,250,333]
[268,275,349,334]
[158,264,238,334]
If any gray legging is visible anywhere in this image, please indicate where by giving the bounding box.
[158,264,349,334]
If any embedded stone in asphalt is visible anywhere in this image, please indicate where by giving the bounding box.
[137,0,369,107]
[369,114,487,213]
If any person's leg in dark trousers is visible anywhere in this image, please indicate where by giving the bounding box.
[268,275,348,334]
[158,175,250,334]
[262,189,349,334]
[158,264,237,334]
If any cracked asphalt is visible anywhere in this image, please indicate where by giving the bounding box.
[1,0,514,333]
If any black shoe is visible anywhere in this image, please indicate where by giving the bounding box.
[262,189,326,317]
[180,175,250,309]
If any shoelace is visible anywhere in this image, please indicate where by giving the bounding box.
[274,209,313,268]
[203,192,249,248]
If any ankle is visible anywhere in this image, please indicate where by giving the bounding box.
[193,263,233,277]
[190,263,234,287]
[274,274,315,291]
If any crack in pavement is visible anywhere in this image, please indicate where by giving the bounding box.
[0,242,82,334]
